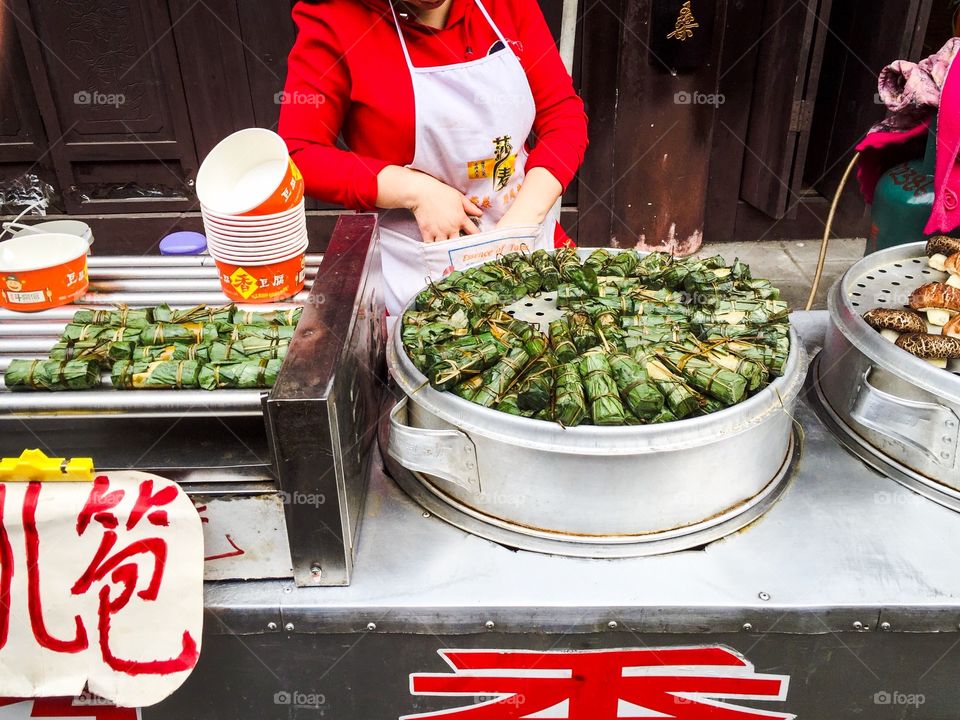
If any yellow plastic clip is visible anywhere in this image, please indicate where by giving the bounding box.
[0,449,95,483]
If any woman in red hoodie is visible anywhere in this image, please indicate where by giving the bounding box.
[279,0,588,313]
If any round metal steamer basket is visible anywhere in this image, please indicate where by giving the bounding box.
[387,249,809,549]
[815,242,960,508]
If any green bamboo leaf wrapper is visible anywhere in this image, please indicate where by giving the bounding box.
[208,337,289,362]
[660,348,747,406]
[111,360,202,390]
[522,332,548,361]
[49,340,132,366]
[594,310,626,350]
[556,247,599,294]
[557,283,590,307]
[127,343,209,363]
[503,254,542,295]
[700,323,788,341]
[139,322,220,345]
[453,375,485,401]
[605,250,639,277]
[71,306,153,328]
[471,347,530,408]
[403,310,444,327]
[154,303,235,324]
[424,333,505,370]
[429,339,507,391]
[569,311,599,354]
[198,359,281,390]
[60,324,142,343]
[719,337,789,376]
[5,359,101,391]
[496,392,535,417]
[531,249,560,291]
[631,347,699,418]
[548,318,578,363]
[608,352,664,420]
[482,317,534,348]
[705,348,766,390]
[577,348,628,425]
[230,307,301,326]
[650,407,678,424]
[554,361,587,426]
[517,352,556,412]
[584,248,613,273]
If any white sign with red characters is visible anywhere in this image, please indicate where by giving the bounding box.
[0,697,139,719]
[403,646,794,719]
[0,472,203,707]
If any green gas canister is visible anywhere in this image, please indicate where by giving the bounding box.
[868,120,937,254]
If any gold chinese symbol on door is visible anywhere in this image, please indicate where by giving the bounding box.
[667,1,699,41]
[466,135,516,192]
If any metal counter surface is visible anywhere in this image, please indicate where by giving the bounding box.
[206,311,960,635]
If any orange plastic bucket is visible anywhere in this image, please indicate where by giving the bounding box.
[214,250,307,303]
[0,233,89,312]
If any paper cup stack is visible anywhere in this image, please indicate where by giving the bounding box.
[197,128,307,303]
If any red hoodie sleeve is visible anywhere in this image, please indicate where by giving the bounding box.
[279,3,389,211]
[513,0,588,192]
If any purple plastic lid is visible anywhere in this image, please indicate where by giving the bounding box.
[159,231,208,256]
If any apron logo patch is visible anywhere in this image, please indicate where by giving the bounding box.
[466,135,516,191]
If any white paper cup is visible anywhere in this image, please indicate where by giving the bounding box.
[205,224,306,247]
[197,129,304,215]
[202,213,305,236]
[209,236,308,265]
[201,198,305,223]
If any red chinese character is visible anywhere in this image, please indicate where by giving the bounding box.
[24,482,88,653]
[403,647,793,720]
[0,486,14,649]
[234,275,254,293]
[71,477,199,675]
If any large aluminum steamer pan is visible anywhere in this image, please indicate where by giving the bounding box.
[817,242,960,492]
[386,289,809,539]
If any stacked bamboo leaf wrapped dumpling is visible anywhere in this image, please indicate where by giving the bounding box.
[401,249,791,426]
[4,303,302,392]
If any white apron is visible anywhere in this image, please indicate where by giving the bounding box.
[380,0,557,315]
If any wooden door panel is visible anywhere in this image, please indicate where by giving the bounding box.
[0,4,58,206]
[170,0,258,162]
[237,0,297,132]
[739,0,833,220]
[539,0,583,208]
[12,0,198,213]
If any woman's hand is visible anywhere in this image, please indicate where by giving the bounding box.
[376,166,482,243]
[495,167,563,230]
[410,174,483,243]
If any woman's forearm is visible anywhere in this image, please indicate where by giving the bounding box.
[376,165,427,210]
[497,167,563,227]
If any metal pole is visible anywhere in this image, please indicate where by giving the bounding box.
[559,0,580,75]
[550,0,581,228]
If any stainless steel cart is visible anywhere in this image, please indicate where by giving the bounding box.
[4,220,959,719]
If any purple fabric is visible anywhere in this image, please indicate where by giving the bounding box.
[870,38,960,134]
[857,38,960,206]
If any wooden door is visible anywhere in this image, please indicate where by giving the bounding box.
[739,0,833,220]
[577,0,729,250]
[10,0,199,214]
[0,7,56,209]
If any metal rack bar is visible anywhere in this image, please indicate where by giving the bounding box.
[0,388,265,415]
[86,254,323,268]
